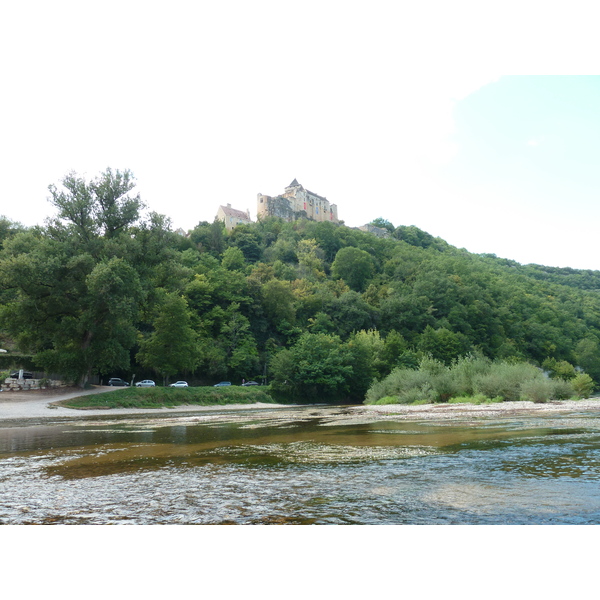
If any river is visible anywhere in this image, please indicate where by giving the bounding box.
[1,404,600,524]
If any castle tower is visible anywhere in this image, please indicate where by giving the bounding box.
[256,180,339,224]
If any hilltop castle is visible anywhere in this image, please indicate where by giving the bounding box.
[257,179,339,224]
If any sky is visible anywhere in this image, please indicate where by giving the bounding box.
[2,1,600,269]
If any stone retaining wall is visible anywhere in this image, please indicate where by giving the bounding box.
[1,378,68,391]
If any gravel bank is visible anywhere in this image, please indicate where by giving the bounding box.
[3,386,600,423]
[358,398,600,421]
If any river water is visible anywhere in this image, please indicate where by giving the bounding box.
[1,405,600,524]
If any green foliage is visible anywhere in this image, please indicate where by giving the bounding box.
[571,373,594,399]
[57,385,276,409]
[5,168,600,401]
[221,247,246,271]
[448,394,503,405]
[48,168,143,239]
[472,362,542,402]
[365,356,575,405]
[136,291,200,383]
[417,326,472,365]
[542,357,577,380]
[370,218,395,233]
[331,246,375,292]
[519,378,554,403]
[549,378,575,400]
[269,332,353,402]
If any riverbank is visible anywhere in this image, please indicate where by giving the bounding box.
[0,386,284,421]
[359,397,600,421]
[2,385,600,423]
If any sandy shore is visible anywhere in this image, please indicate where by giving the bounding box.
[2,386,600,422]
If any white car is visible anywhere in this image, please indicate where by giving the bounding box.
[169,381,188,388]
[136,380,156,387]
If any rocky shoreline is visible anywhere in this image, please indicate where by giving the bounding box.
[359,398,600,421]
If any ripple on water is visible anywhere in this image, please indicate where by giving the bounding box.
[204,441,439,464]
[2,408,600,524]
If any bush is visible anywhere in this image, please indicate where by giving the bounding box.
[449,354,491,397]
[571,373,594,399]
[520,378,553,403]
[397,384,436,405]
[473,362,542,401]
[373,396,402,405]
[364,367,427,404]
[549,378,574,400]
[364,357,568,406]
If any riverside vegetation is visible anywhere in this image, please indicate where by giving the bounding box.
[56,386,275,409]
[2,168,600,406]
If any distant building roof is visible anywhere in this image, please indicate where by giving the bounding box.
[219,205,250,220]
[285,179,328,201]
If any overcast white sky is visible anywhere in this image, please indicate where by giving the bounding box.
[2,1,600,269]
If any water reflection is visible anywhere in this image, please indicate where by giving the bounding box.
[1,406,600,524]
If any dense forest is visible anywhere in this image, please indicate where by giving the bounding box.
[2,169,600,404]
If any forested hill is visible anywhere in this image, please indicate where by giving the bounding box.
[2,169,600,402]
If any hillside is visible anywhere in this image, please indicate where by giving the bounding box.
[2,172,600,402]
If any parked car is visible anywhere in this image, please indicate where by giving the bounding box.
[10,371,33,379]
[169,381,188,388]
[136,380,156,387]
[108,378,129,386]
[213,381,231,387]
[242,381,259,386]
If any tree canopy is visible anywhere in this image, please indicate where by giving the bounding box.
[3,169,600,401]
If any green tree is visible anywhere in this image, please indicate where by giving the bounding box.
[270,332,352,401]
[418,326,472,365]
[221,246,246,271]
[218,303,259,380]
[296,239,325,280]
[136,291,200,384]
[571,372,594,399]
[331,246,375,292]
[574,338,600,383]
[370,218,394,233]
[48,168,143,240]
[0,170,150,386]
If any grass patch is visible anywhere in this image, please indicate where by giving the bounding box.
[447,394,504,405]
[56,386,277,409]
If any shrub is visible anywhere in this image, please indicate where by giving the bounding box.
[449,354,491,397]
[549,378,574,400]
[473,362,542,401]
[571,373,594,399]
[364,367,427,404]
[373,396,402,405]
[520,378,553,403]
[397,384,435,405]
[429,370,459,402]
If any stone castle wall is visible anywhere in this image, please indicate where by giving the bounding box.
[257,180,338,224]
